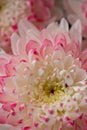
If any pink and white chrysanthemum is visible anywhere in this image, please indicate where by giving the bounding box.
[63,0,87,50]
[0,18,87,130]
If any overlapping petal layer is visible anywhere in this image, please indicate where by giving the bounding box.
[63,0,87,50]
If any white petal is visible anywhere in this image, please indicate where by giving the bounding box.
[75,69,86,82]
[18,20,40,38]
[11,33,19,55]
[47,22,58,37]
[64,55,74,69]
[70,20,82,46]
[26,30,41,44]
[65,73,74,86]
[59,18,69,32]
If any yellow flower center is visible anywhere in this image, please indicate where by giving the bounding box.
[33,77,66,104]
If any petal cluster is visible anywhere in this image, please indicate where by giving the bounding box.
[63,0,87,50]
[0,19,87,130]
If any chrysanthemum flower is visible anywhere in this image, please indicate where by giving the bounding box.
[0,18,87,130]
[63,0,87,50]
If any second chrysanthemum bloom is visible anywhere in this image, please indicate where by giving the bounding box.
[0,0,31,53]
